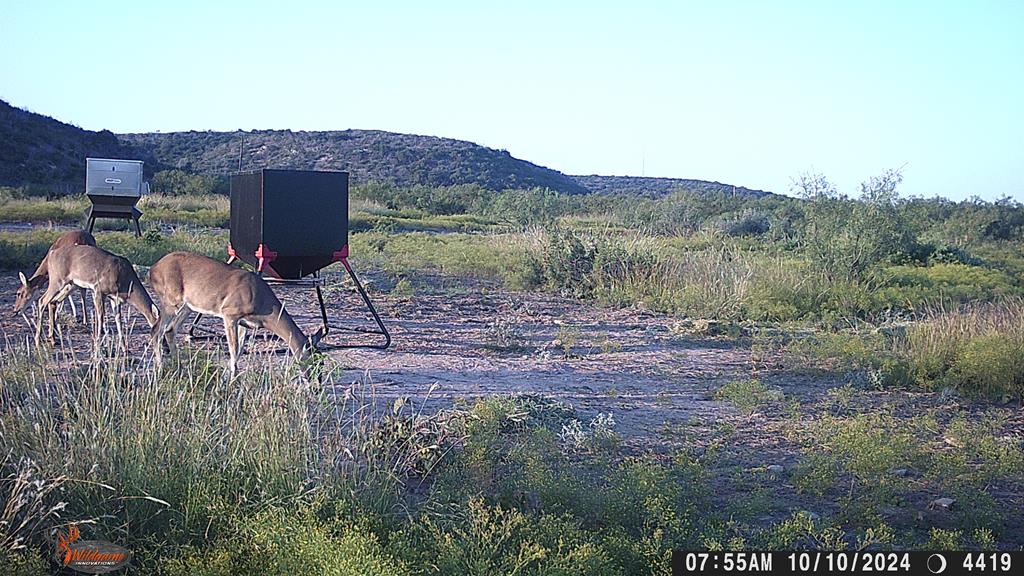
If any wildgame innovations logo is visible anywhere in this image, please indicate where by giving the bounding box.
[53,524,131,574]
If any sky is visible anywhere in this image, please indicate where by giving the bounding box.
[1,0,1022,200]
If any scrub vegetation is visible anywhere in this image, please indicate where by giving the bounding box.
[3,170,1024,573]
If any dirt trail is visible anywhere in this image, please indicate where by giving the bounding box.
[322,290,751,440]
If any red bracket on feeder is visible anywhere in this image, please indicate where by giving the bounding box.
[255,244,278,274]
[332,245,352,272]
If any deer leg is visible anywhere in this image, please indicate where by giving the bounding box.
[169,306,190,351]
[66,292,78,323]
[237,323,249,356]
[78,287,89,324]
[35,284,62,347]
[47,300,56,343]
[92,291,105,353]
[46,284,75,343]
[224,317,240,377]
[114,302,125,349]
[153,308,176,368]
[160,305,190,362]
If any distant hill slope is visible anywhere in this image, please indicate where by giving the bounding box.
[1,99,772,197]
[571,175,774,198]
[0,100,142,187]
[119,129,590,194]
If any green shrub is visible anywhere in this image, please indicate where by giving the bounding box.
[713,379,784,414]
[879,263,1017,307]
[410,499,619,576]
[785,331,890,374]
[794,170,917,283]
[708,209,770,237]
[151,169,227,196]
[0,550,49,576]
[160,510,410,576]
[539,226,600,298]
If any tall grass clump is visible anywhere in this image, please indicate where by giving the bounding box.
[138,193,230,228]
[0,345,316,550]
[0,229,228,272]
[526,226,753,316]
[0,196,86,224]
[1,338,719,573]
[889,300,1024,399]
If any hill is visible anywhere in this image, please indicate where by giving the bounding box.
[571,174,773,198]
[119,129,590,194]
[0,99,143,188]
[0,99,772,197]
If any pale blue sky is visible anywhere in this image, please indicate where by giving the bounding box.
[2,1,1021,199]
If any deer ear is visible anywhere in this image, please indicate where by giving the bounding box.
[18,272,28,288]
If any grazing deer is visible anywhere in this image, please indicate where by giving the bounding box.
[33,244,158,350]
[149,251,319,376]
[14,229,97,324]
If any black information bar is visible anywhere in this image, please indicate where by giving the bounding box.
[672,551,1020,576]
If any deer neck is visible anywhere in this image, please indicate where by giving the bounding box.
[126,284,158,327]
[260,307,311,360]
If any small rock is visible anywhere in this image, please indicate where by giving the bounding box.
[767,465,785,474]
[931,497,955,510]
[943,436,963,449]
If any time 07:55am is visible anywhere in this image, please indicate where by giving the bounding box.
[683,552,774,572]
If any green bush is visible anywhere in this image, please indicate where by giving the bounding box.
[714,379,785,414]
[411,500,616,576]
[151,169,228,196]
[707,209,770,237]
[539,227,600,298]
[161,510,410,576]
[0,550,49,576]
[794,170,917,283]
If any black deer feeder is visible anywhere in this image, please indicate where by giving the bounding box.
[193,169,389,349]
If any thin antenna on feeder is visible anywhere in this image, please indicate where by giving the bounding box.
[237,133,245,172]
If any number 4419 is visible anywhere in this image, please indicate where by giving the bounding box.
[963,553,1011,572]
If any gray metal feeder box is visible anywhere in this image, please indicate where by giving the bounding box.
[85,158,145,237]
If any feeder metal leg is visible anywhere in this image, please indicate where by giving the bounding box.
[315,283,330,337]
[187,309,202,339]
[332,259,391,350]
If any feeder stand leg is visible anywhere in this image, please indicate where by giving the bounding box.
[315,282,330,337]
[341,258,391,350]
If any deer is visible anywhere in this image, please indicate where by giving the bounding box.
[148,251,320,377]
[14,229,97,326]
[32,244,158,350]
